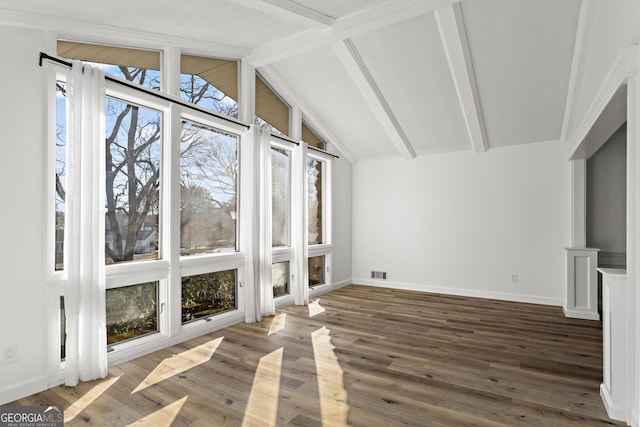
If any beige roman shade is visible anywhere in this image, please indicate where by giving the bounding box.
[181,54,238,101]
[255,74,289,136]
[302,122,326,150]
[57,40,160,70]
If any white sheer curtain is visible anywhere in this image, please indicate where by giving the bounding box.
[292,142,309,306]
[64,61,108,386]
[255,127,275,320]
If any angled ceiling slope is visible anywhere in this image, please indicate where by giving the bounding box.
[0,0,582,162]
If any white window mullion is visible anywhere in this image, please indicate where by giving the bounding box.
[164,104,183,337]
[292,142,309,305]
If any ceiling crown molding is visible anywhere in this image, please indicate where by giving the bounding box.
[0,8,251,58]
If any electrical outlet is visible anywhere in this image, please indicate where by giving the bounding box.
[2,344,18,364]
[511,274,519,283]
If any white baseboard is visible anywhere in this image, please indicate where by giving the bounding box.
[563,306,601,321]
[600,383,627,422]
[0,374,50,406]
[352,279,564,307]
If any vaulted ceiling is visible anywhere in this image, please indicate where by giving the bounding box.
[0,0,582,162]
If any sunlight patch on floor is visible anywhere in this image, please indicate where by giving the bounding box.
[64,375,121,422]
[268,313,287,336]
[242,347,284,427]
[126,396,188,427]
[312,327,348,427]
[132,337,223,393]
[308,299,325,317]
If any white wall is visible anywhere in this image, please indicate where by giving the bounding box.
[0,25,51,403]
[586,123,626,258]
[352,140,570,305]
[331,153,352,287]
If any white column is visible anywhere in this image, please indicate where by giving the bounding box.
[565,158,599,320]
[239,60,255,124]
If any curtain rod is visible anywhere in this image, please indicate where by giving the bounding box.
[270,132,300,146]
[308,144,340,159]
[39,52,251,130]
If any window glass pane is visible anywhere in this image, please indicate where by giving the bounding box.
[272,147,290,247]
[308,256,325,287]
[106,282,158,345]
[55,80,66,271]
[57,41,160,89]
[180,120,238,255]
[307,158,323,245]
[272,262,289,297]
[60,296,66,361]
[180,54,238,117]
[255,74,289,136]
[105,97,161,264]
[302,122,326,150]
[182,270,237,323]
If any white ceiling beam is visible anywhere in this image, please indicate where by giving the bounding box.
[434,3,488,153]
[335,40,416,160]
[258,64,358,164]
[247,0,460,67]
[227,0,334,29]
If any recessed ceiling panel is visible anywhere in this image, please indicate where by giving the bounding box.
[272,46,399,160]
[461,0,580,147]
[351,13,470,155]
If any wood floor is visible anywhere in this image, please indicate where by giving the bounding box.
[13,285,622,426]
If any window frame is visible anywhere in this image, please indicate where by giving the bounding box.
[306,150,333,296]
[271,137,296,307]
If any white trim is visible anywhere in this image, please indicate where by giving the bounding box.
[352,280,564,307]
[0,375,51,407]
[107,310,245,366]
[601,383,628,422]
[105,260,170,288]
[563,307,600,321]
[227,0,334,28]
[567,46,640,159]
[335,40,416,160]
[0,8,251,59]
[560,0,591,143]
[246,0,460,67]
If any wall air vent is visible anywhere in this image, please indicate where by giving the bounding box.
[371,271,387,280]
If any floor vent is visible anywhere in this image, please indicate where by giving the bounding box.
[371,271,387,280]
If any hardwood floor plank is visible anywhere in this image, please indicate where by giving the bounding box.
[10,285,623,426]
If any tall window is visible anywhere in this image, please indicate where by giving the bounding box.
[180,54,238,117]
[105,97,162,264]
[272,146,291,247]
[52,41,247,355]
[54,80,67,271]
[307,157,324,245]
[307,151,331,290]
[180,120,238,255]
